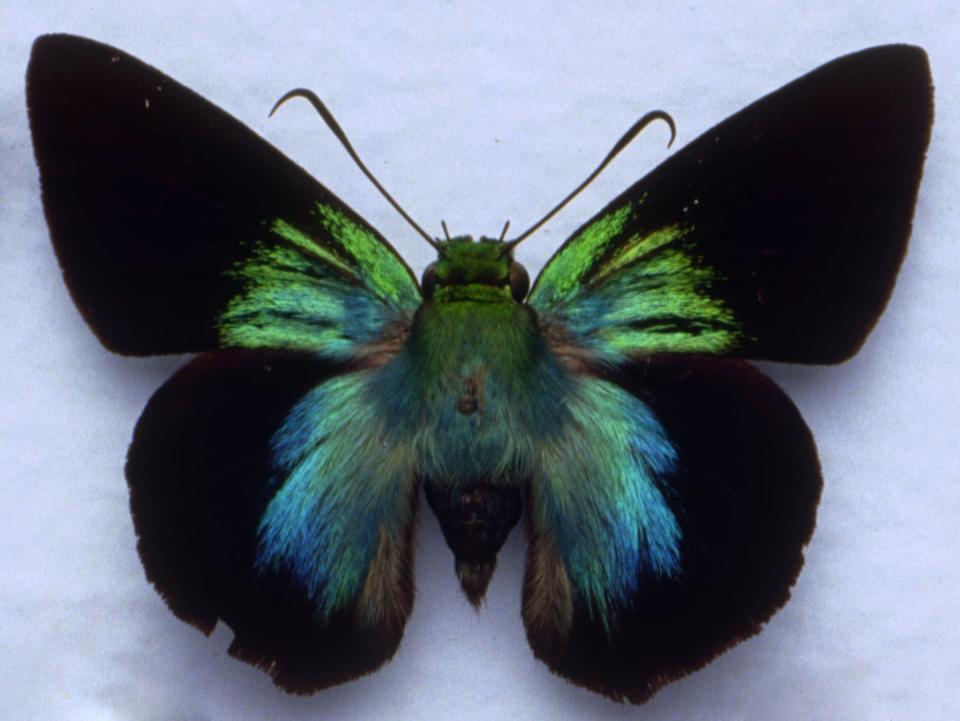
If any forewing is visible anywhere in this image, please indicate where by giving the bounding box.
[126,351,418,690]
[27,34,420,359]
[528,45,932,364]
[523,357,821,702]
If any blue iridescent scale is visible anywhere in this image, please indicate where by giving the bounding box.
[256,292,682,624]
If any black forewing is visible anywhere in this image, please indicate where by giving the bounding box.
[26,34,419,356]
[529,45,933,364]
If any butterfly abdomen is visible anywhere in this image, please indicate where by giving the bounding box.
[424,479,523,605]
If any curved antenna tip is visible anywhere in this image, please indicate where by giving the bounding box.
[659,111,677,148]
[510,109,677,248]
[269,88,309,118]
[269,88,441,250]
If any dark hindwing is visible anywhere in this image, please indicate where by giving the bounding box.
[524,357,821,702]
[127,351,419,691]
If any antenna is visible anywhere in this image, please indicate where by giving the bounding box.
[271,89,441,250]
[506,110,676,249]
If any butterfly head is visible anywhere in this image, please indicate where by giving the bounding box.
[421,236,530,303]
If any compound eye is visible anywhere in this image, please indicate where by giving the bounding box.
[508,260,530,301]
[421,263,438,300]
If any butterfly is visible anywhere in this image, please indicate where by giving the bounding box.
[26,34,932,703]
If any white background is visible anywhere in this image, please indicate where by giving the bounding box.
[2,2,958,720]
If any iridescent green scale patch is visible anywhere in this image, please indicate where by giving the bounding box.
[591,223,685,283]
[598,234,741,355]
[529,204,633,305]
[312,204,420,311]
[529,200,744,359]
[217,204,420,358]
[271,218,354,276]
